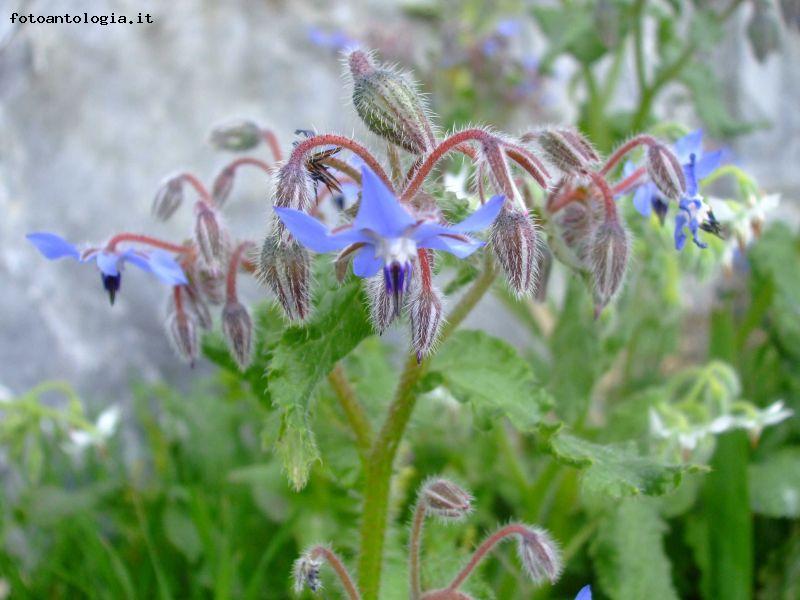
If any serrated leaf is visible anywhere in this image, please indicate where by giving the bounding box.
[428,330,549,432]
[268,271,373,489]
[544,430,700,497]
[591,498,680,600]
[749,447,800,518]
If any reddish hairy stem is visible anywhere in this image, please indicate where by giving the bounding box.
[587,171,619,223]
[261,129,282,163]
[401,129,498,201]
[290,134,393,192]
[180,172,212,202]
[308,546,361,600]
[226,241,253,303]
[107,233,191,254]
[225,156,274,174]
[447,524,531,592]
[503,143,550,188]
[418,249,433,289]
[409,501,427,600]
[599,134,658,176]
[612,165,647,195]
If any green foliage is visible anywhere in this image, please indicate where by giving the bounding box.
[749,448,800,518]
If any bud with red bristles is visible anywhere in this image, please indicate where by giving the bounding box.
[536,128,599,174]
[195,202,226,268]
[491,204,539,296]
[258,230,311,321]
[222,301,253,370]
[152,173,184,221]
[166,287,199,366]
[646,143,686,201]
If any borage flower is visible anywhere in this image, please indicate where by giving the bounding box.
[274,166,504,306]
[673,153,722,250]
[27,232,187,304]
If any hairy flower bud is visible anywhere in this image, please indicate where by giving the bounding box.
[208,118,262,152]
[537,128,599,174]
[491,205,539,296]
[419,477,473,520]
[367,274,399,333]
[195,203,226,267]
[274,160,315,215]
[748,0,782,62]
[646,143,686,201]
[292,553,322,594]
[151,173,184,221]
[589,219,630,310]
[194,265,226,305]
[349,49,436,154]
[516,525,563,585]
[410,285,443,361]
[258,230,311,321]
[166,292,199,366]
[184,285,213,329]
[222,301,253,370]
[212,165,236,207]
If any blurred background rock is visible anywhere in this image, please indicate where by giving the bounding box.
[0,0,797,402]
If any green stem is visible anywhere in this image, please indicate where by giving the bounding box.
[328,364,373,464]
[356,258,497,600]
[633,0,648,100]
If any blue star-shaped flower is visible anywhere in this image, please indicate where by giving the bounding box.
[27,232,187,304]
[574,585,592,600]
[275,166,503,301]
[673,153,720,250]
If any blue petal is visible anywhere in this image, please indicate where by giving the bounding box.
[632,184,654,217]
[695,149,723,180]
[622,160,637,177]
[275,208,365,253]
[353,167,415,238]
[674,212,688,250]
[26,232,80,260]
[574,585,592,600]
[419,234,484,259]
[674,129,703,162]
[683,154,699,197]
[95,252,122,276]
[450,195,505,232]
[352,245,383,278]
[143,250,188,285]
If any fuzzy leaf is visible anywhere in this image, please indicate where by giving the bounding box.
[544,430,701,497]
[591,498,680,600]
[428,330,550,432]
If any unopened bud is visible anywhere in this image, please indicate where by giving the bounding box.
[166,295,199,366]
[748,0,782,62]
[537,128,599,174]
[646,143,685,201]
[274,160,315,215]
[480,138,521,206]
[589,219,630,310]
[152,173,184,221]
[195,203,225,267]
[212,166,236,207]
[349,49,436,154]
[258,231,311,321]
[222,301,253,370]
[292,553,322,594]
[208,118,262,152]
[184,285,213,329]
[491,205,539,296]
[367,274,400,333]
[419,477,472,520]
[194,266,226,305]
[516,525,563,584]
[409,285,443,361]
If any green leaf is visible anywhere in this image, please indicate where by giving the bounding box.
[543,430,701,498]
[163,507,203,563]
[268,271,373,489]
[591,498,680,600]
[428,330,550,432]
[749,447,800,518]
[532,5,608,66]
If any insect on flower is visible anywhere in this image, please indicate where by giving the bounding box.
[274,166,504,307]
[27,232,187,304]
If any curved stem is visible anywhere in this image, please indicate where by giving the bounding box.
[586,171,618,222]
[225,156,274,174]
[409,501,427,599]
[308,546,361,600]
[226,241,252,303]
[180,172,212,202]
[106,233,191,254]
[290,134,393,191]
[261,129,282,163]
[328,363,373,464]
[446,523,530,591]
[599,134,657,176]
[356,257,497,600]
[612,165,647,195]
[503,144,549,188]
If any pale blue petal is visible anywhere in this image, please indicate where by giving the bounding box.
[574,585,592,600]
[144,250,188,285]
[26,232,80,260]
[674,212,688,250]
[275,208,361,253]
[353,167,415,238]
[95,252,122,276]
[695,149,723,180]
[622,160,637,177]
[352,245,383,278]
[674,129,703,162]
[632,184,654,217]
[418,234,484,259]
[450,195,505,232]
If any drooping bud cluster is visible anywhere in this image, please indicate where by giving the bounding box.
[535,128,599,174]
[166,287,199,366]
[208,118,263,152]
[418,477,472,520]
[491,204,539,296]
[195,202,226,268]
[589,219,630,310]
[152,173,185,221]
[515,525,563,585]
[349,49,436,155]
[646,142,686,201]
[222,301,253,369]
[409,285,444,362]
[212,165,236,206]
[258,233,311,321]
[292,551,323,594]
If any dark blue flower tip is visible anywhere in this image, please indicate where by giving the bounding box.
[101,272,122,305]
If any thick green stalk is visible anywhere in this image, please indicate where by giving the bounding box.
[356,259,497,600]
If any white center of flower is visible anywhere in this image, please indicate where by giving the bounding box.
[374,236,417,266]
